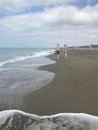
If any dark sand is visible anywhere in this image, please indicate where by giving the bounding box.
[25,48,98,116]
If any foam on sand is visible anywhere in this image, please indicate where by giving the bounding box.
[0,110,98,130]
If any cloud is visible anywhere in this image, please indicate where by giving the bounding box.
[73,5,98,25]
[0,3,98,47]
[1,5,98,32]
[0,0,80,13]
[0,0,26,13]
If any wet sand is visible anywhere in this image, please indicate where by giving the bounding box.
[25,48,98,116]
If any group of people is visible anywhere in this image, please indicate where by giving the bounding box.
[55,44,67,60]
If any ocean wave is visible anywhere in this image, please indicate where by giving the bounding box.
[0,49,54,67]
[0,110,98,130]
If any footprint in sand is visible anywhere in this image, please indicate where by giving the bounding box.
[65,64,72,73]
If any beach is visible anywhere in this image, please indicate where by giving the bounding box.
[25,48,98,116]
[0,48,98,130]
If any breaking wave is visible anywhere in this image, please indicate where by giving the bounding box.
[0,110,98,130]
[0,49,54,67]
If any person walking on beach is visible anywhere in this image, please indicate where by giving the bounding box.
[63,44,67,60]
[55,44,61,60]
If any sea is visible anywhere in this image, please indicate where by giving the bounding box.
[0,48,56,110]
[0,48,97,130]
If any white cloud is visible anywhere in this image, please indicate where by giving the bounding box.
[0,0,80,12]
[0,4,98,47]
[0,0,26,12]
[1,5,98,31]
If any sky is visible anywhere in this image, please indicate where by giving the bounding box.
[0,0,98,48]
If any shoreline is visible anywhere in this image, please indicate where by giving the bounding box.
[25,49,98,116]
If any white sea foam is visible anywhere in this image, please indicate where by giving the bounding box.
[0,49,54,67]
[34,49,54,57]
[0,69,55,94]
[0,110,98,130]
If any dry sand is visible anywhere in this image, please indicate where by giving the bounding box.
[25,48,98,116]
